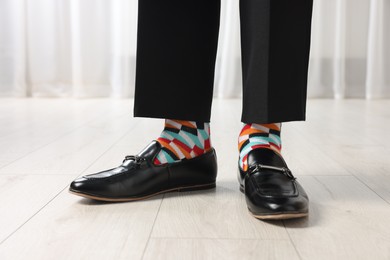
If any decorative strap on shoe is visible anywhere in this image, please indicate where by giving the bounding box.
[123,155,146,164]
[248,163,296,180]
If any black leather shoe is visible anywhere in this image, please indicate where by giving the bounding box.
[238,148,308,220]
[69,140,218,201]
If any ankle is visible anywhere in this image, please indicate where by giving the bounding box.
[154,119,212,165]
[238,122,282,171]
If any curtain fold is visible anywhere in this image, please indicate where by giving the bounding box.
[0,0,389,98]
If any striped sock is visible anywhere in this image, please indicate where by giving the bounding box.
[238,123,282,171]
[154,119,212,165]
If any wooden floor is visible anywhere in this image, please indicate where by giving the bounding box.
[0,98,389,260]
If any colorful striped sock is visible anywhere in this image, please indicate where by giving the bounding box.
[238,123,282,171]
[154,119,212,165]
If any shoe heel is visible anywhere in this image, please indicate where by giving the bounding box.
[177,183,216,192]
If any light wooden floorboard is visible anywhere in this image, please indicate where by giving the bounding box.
[0,107,140,175]
[0,189,162,260]
[0,174,75,243]
[317,144,390,203]
[143,238,300,260]
[0,99,131,168]
[284,176,390,260]
[150,181,289,239]
[0,98,389,260]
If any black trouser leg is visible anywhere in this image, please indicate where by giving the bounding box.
[239,0,313,124]
[133,0,313,124]
[133,0,221,122]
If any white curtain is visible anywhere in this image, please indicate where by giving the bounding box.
[0,0,389,98]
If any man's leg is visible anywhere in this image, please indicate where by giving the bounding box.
[133,0,220,165]
[237,0,313,220]
[134,0,220,122]
[239,0,313,123]
[69,0,221,201]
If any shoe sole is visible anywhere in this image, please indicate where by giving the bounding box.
[250,211,308,220]
[69,182,216,202]
[240,184,308,220]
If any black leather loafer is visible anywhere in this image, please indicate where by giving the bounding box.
[238,148,308,220]
[69,140,218,201]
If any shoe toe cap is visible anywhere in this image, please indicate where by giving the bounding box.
[247,192,308,214]
[69,176,94,193]
[245,177,309,215]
